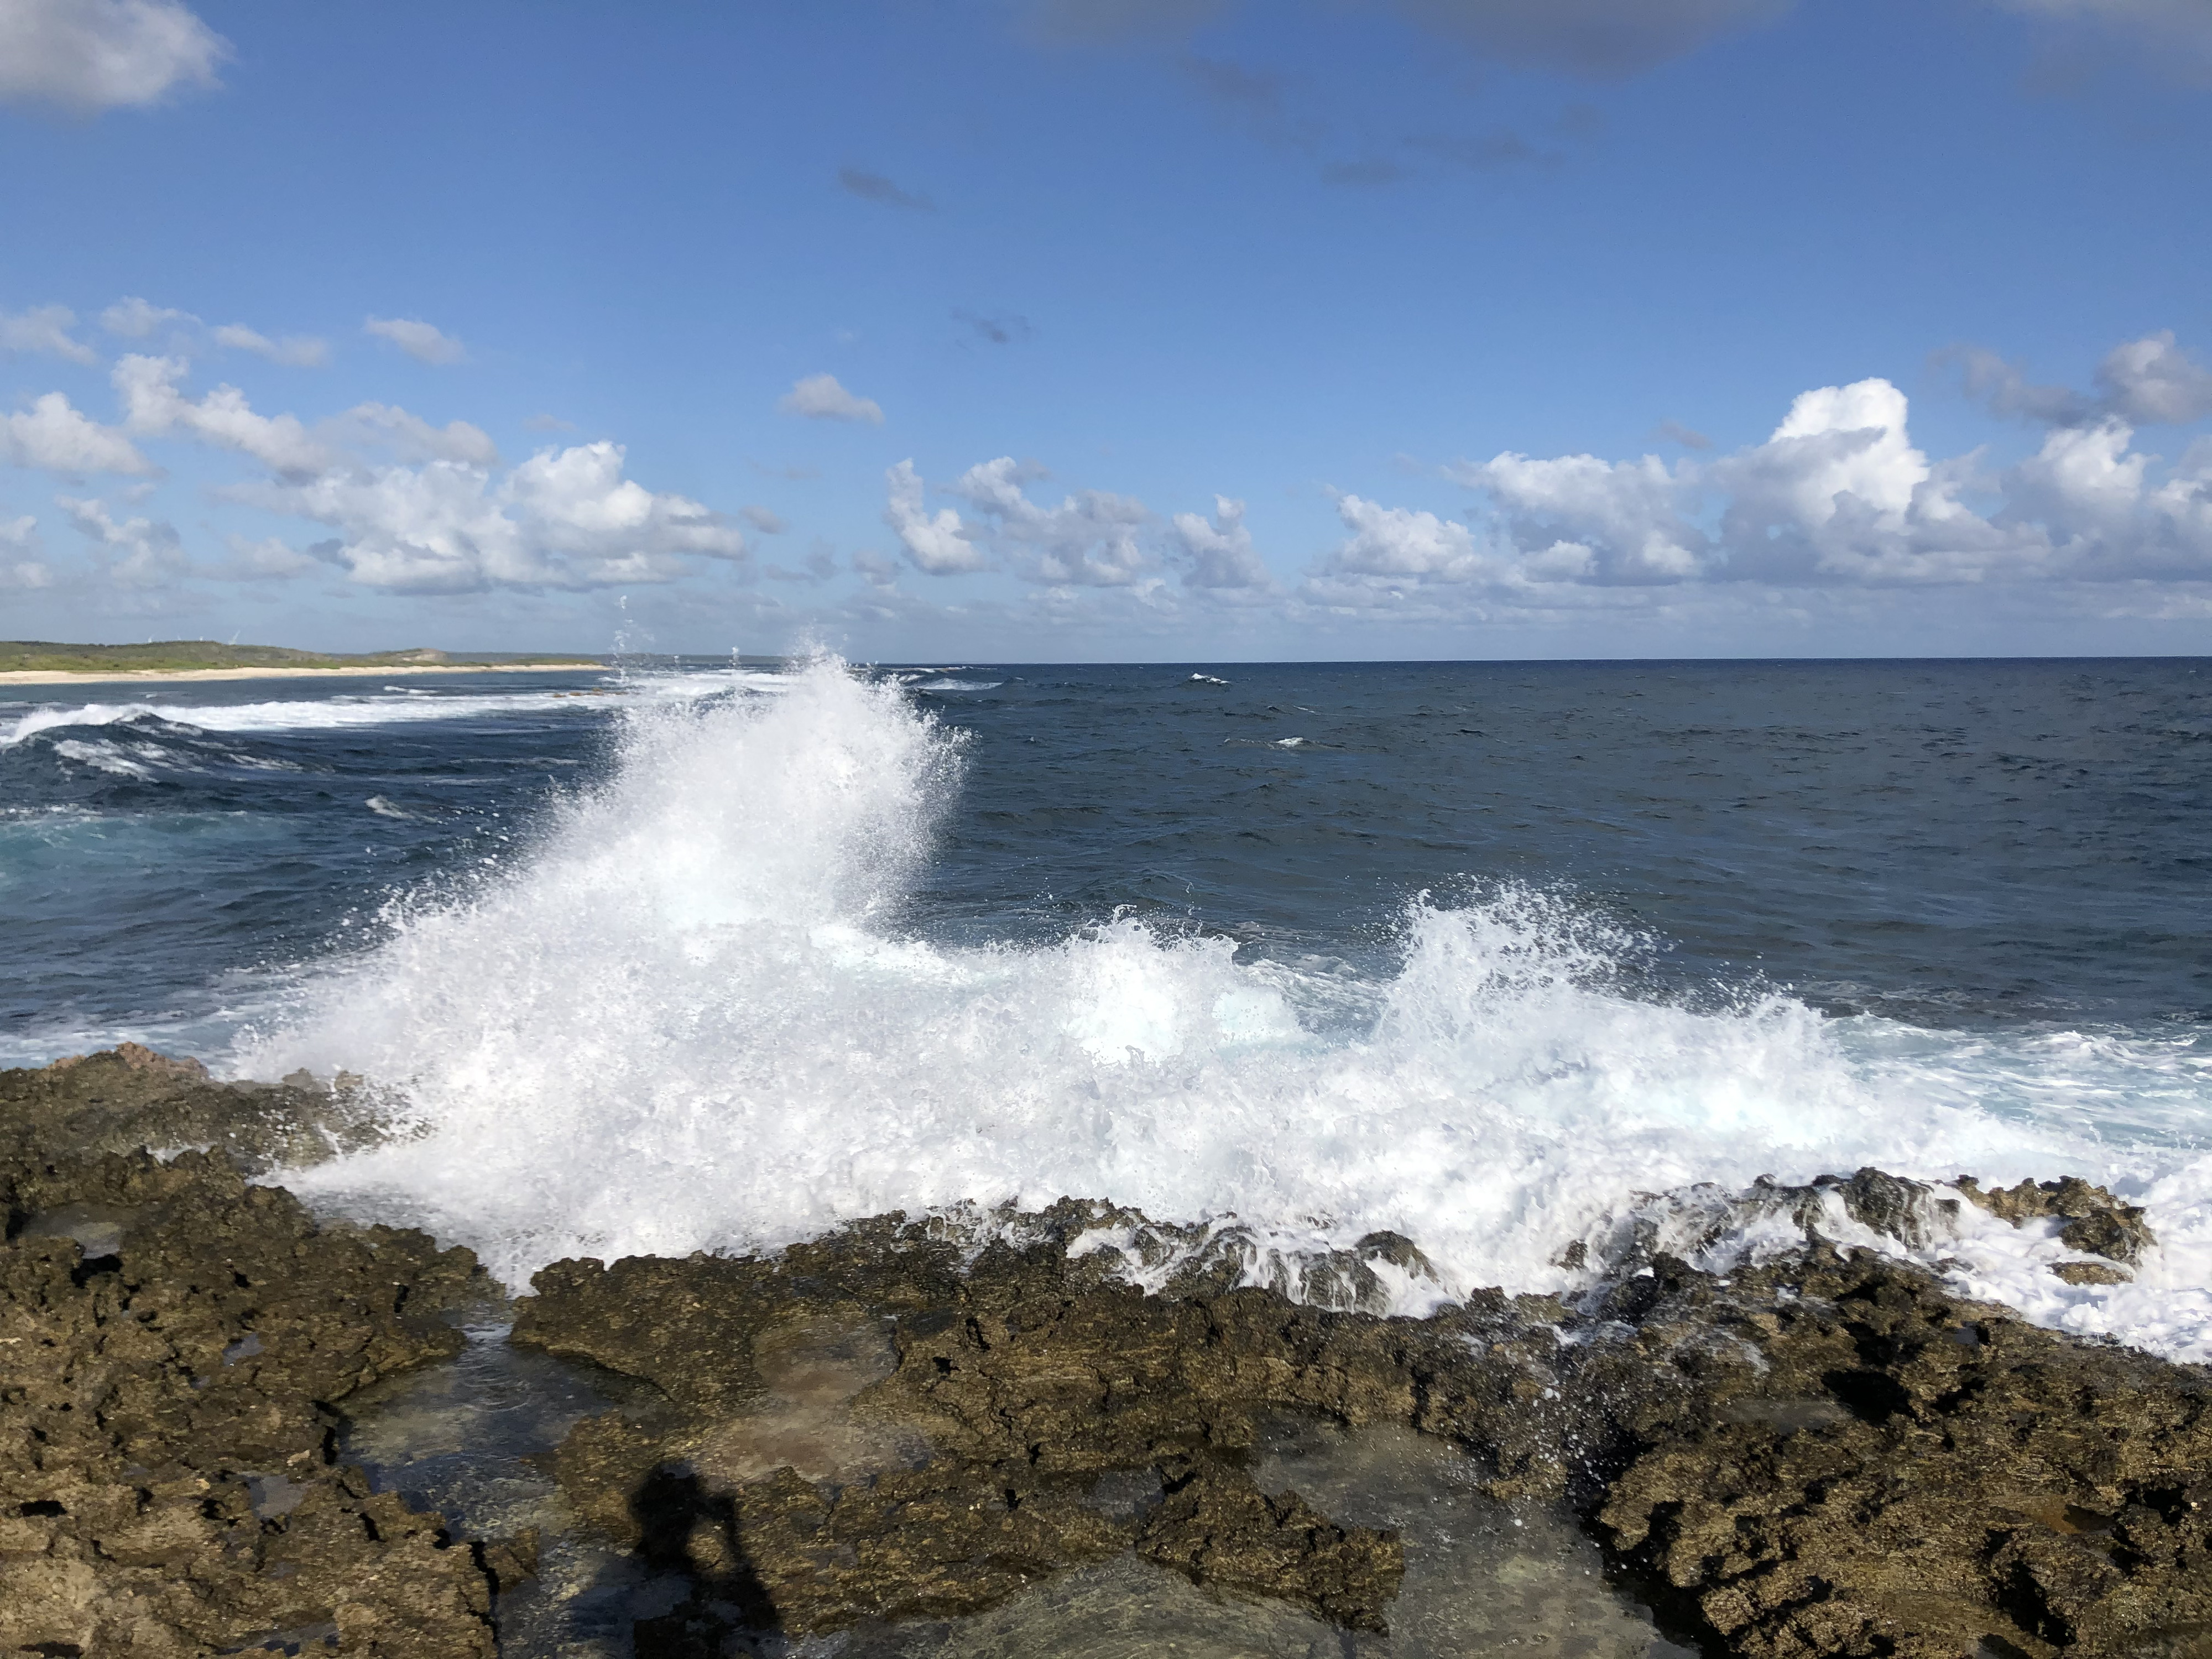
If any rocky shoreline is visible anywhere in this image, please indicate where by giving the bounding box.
[4,1047,2207,1657]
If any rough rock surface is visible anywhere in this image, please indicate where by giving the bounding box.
[11,1048,2206,1658]
[513,1183,2211,1657]
[1,1049,507,1656]
[1959,1173,2159,1269]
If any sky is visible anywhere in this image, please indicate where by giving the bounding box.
[1,0,2209,662]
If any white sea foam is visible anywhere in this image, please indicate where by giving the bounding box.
[0,670,765,748]
[241,658,2212,1359]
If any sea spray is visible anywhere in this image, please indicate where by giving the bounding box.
[242,657,2212,1359]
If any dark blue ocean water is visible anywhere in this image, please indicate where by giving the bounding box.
[6,656,2211,1359]
[4,656,2207,1058]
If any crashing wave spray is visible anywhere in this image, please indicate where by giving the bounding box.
[244,658,2212,1358]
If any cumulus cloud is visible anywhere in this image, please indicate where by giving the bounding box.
[2,392,150,473]
[779,373,885,425]
[838,168,932,210]
[1947,332,2212,429]
[1317,495,1499,586]
[99,296,195,338]
[946,457,1153,586]
[60,494,187,587]
[1171,495,1274,588]
[114,354,333,475]
[253,442,748,593]
[212,323,330,368]
[0,0,227,113]
[1457,447,1705,581]
[742,505,789,534]
[884,458,987,573]
[1358,348,2212,617]
[363,316,465,366]
[1,305,98,366]
[2094,333,2212,426]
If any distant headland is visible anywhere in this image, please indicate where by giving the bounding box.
[0,640,605,684]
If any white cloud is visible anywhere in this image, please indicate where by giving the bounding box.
[60,493,187,587]
[2,391,150,473]
[99,296,195,338]
[1453,449,1705,581]
[2094,332,2212,426]
[254,441,747,593]
[1391,354,2212,610]
[114,354,333,474]
[946,456,1152,586]
[780,373,885,425]
[1171,495,1274,588]
[364,316,466,366]
[1319,494,1497,582]
[212,323,331,369]
[884,458,987,573]
[0,0,227,113]
[1948,331,2212,427]
[0,515,53,589]
[1,305,98,366]
[742,504,789,534]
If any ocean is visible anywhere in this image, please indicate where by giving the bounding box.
[3,655,2208,1359]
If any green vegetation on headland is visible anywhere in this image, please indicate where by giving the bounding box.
[0,640,602,674]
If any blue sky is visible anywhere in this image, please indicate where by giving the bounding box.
[2,0,2209,661]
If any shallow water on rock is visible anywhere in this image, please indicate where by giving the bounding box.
[342,1337,1697,1659]
[846,1416,1696,1659]
[338,1318,692,1658]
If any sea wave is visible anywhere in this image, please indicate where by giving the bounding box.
[238,656,2212,1359]
[0,668,776,748]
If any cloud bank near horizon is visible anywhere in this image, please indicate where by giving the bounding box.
[3,292,2208,643]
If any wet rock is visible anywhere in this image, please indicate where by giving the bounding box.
[1,1041,388,1178]
[0,1047,500,1657]
[1590,1248,2212,1659]
[1959,1173,2158,1265]
[518,1195,2212,1659]
[1136,1455,1405,1631]
[513,1225,1458,1637]
[2052,1260,2133,1286]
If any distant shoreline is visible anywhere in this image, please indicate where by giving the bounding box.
[0,661,605,686]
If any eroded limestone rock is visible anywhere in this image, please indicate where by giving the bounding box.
[1,1049,505,1657]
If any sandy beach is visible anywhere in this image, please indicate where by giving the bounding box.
[0,660,604,686]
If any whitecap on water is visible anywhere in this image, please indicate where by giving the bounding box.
[238,656,2212,1360]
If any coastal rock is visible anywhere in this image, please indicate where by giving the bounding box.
[1590,1247,2212,1658]
[517,1204,2212,1657]
[0,1041,388,1176]
[514,1227,1437,1635]
[0,1048,505,1657]
[1958,1173,2158,1266]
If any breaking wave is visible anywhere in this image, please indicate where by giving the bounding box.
[239,658,2212,1358]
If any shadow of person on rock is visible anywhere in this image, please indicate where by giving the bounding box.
[627,1463,781,1658]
